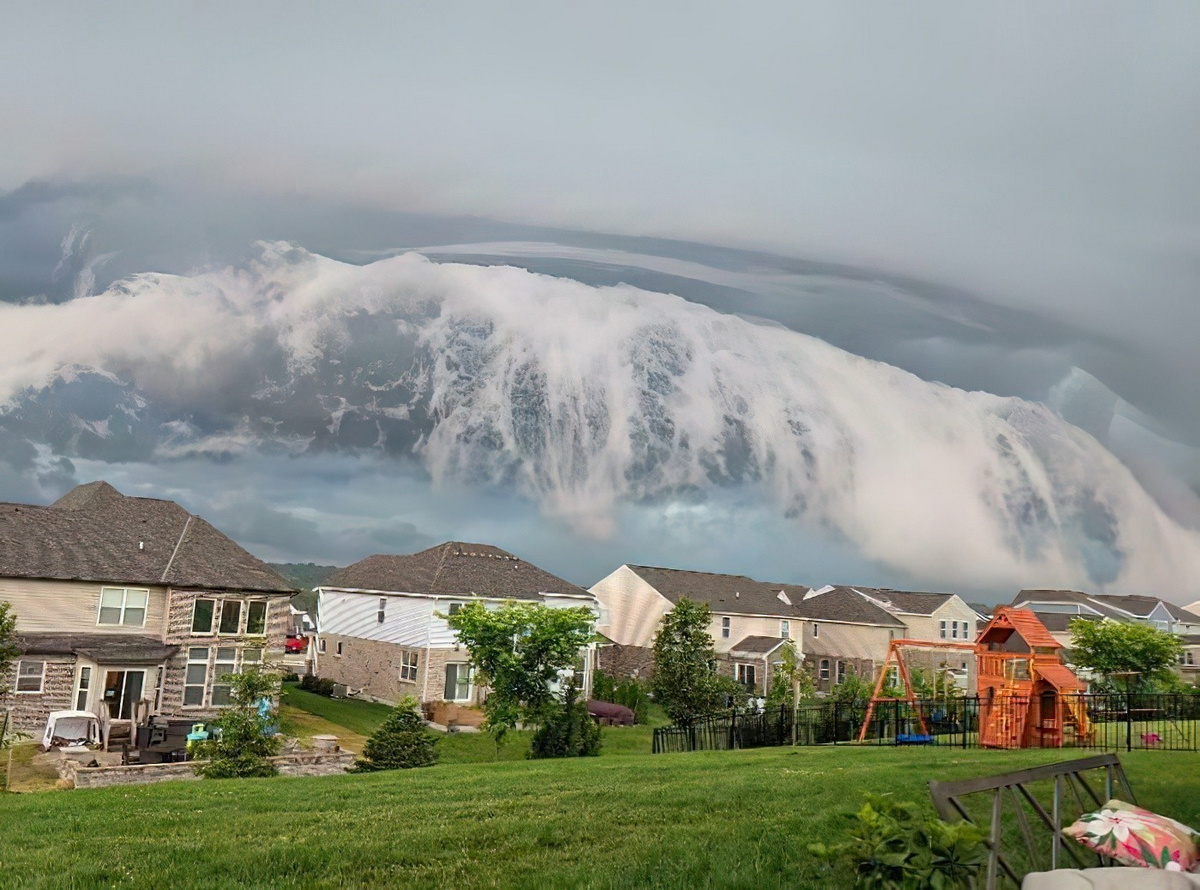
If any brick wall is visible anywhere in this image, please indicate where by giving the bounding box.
[3,656,76,734]
[597,644,656,680]
[806,655,876,694]
[318,634,483,707]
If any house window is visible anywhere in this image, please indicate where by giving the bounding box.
[242,648,263,669]
[336,642,343,656]
[721,617,731,639]
[951,621,959,639]
[97,587,149,627]
[16,660,45,693]
[780,620,790,639]
[939,620,947,639]
[837,661,846,684]
[735,663,757,691]
[218,600,242,635]
[318,639,326,654]
[192,598,216,634]
[210,647,239,706]
[818,659,830,681]
[447,602,463,616]
[1187,652,1195,666]
[377,598,387,624]
[444,663,474,702]
[184,647,209,707]
[102,670,145,720]
[400,651,419,682]
[812,623,819,638]
[75,666,92,710]
[245,601,268,636]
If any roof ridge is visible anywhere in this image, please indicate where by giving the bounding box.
[430,542,453,591]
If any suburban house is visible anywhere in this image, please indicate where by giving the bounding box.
[843,587,980,690]
[314,542,599,721]
[590,565,911,696]
[0,481,295,735]
[782,585,907,692]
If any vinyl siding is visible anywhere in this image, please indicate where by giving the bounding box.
[801,620,893,663]
[590,566,673,648]
[712,613,793,654]
[0,577,169,637]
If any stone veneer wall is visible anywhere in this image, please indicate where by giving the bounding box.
[319,635,483,707]
[59,751,355,788]
[3,656,76,734]
[597,644,656,681]
[805,655,876,693]
[160,589,291,718]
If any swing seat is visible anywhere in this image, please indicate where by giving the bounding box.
[896,733,935,745]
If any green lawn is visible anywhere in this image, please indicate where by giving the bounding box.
[1,746,1197,887]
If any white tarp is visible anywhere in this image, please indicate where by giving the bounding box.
[41,710,101,751]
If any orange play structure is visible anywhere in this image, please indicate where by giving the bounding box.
[858,607,1091,748]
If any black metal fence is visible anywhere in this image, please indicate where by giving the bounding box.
[652,693,1200,754]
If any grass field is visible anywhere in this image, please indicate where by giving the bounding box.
[2,744,1198,888]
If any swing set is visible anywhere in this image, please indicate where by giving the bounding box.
[857,638,977,743]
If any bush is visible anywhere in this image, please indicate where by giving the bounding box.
[299,673,319,692]
[531,682,601,759]
[298,674,336,697]
[810,794,987,889]
[592,671,650,724]
[282,671,299,683]
[197,669,283,779]
[354,698,438,771]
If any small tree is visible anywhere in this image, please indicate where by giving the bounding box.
[652,598,727,726]
[446,601,595,747]
[1069,618,1184,691]
[0,602,19,749]
[197,667,282,779]
[355,697,438,771]
[530,680,601,759]
[766,642,815,710]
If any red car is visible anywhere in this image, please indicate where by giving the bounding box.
[285,635,309,654]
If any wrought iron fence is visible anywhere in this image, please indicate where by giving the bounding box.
[652,693,1200,753]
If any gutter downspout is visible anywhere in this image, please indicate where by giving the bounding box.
[420,598,435,704]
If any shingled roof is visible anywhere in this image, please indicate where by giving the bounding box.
[0,481,294,593]
[624,565,793,616]
[856,588,958,615]
[786,585,906,627]
[326,542,591,600]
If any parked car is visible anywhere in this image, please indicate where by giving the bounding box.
[285,635,309,654]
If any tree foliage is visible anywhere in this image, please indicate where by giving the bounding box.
[0,601,18,699]
[355,697,438,771]
[766,642,815,709]
[197,667,283,779]
[530,680,601,759]
[1069,618,1184,691]
[652,598,727,726]
[446,601,595,745]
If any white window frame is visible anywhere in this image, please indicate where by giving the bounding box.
[15,660,45,694]
[444,663,474,702]
[75,665,93,710]
[836,660,846,684]
[217,600,243,636]
[812,623,819,638]
[735,662,757,690]
[951,620,959,639]
[97,587,149,628]
[721,616,731,639]
[377,597,387,625]
[318,638,327,654]
[210,646,239,706]
[183,647,209,708]
[191,597,217,635]
[818,658,830,680]
[245,601,268,636]
[780,620,790,639]
[939,619,947,639]
[400,651,419,682]
[336,641,343,657]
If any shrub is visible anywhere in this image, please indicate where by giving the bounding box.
[354,698,438,771]
[810,794,987,889]
[282,671,299,683]
[197,668,283,779]
[531,681,601,759]
[592,671,650,724]
[299,673,319,692]
[298,674,336,697]
[316,678,336,697]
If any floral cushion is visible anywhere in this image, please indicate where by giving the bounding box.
[1064,799,1199,871]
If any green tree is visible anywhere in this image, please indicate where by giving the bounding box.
[0,601,19,749]
[197,667,283,778]
[530,679,601,759]
[652,598,727,726]
[446,601,595,747]
[355,697,438,771]
[766,642,815,709]
[1069,618,1184,691]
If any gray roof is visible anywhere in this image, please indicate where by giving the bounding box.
[0,482,294,594]
[1029,611,1097,634]
[16,633,179,664]
[625,565,793,617]
[728,635,792,657]
[327,542,590,600]
[1015,589,1146,622]
[856,588,958,615]
[785,585,906,627]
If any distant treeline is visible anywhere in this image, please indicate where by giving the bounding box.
[271,563,340,614]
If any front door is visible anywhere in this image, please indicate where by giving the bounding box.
[102,670,145,720]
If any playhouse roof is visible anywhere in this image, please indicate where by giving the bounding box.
[979,607,1062,650]
[1035,662,1087,692]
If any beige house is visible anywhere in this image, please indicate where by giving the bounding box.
[0,482,295,735]
[315,542,598,723]
[782,585,906,692]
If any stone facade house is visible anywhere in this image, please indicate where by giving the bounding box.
[314,542,598,720]
[0,481,295,735]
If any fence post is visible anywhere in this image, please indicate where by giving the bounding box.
[1125,692,1132,753]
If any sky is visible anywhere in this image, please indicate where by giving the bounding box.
[0,4,1197,601]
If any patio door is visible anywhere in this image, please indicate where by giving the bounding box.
[102,670,145,720]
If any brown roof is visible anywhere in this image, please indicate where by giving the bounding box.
[728,635,793,656]
[327,542,590,600]
[1036,662,1087,693]
[0,482,293,594]
[625,565,792,617]
[16,633,179,664]
[979,608,1063,650]
[787,586,906,627]
[856,588,958,615]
